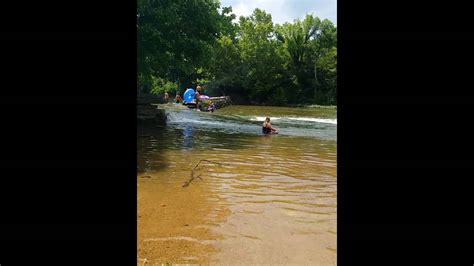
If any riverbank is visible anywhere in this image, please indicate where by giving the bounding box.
[230,103,336,109]
[304,104,337,109]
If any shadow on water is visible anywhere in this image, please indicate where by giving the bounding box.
[138,125,276,174]
[138,119,250,174]
[182,125,194,149]
[137,112,170,174]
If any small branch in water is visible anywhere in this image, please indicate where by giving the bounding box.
[182,173,202,188]
[182,159,226,187]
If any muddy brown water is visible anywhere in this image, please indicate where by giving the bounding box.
[138,105,337,265]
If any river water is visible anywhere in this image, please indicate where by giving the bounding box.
[138,104,337,265]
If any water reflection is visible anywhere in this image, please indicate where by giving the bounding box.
[183,125,194,149]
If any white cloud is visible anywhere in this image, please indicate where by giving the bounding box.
[232,1,253,18]
[220,0,337,25]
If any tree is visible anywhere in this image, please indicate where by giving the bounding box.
[137,0,226,94]
[237,9,286,104]
[311,19,337,104]
[275,15,321,102]
[138,1,337,105]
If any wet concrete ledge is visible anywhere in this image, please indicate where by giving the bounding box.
[137,94,166,123]
[137,104,166,123]
[208,96,232,109]
[136,94,231,122]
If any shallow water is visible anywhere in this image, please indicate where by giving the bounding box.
[138,104,337,265]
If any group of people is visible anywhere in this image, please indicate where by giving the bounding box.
[178,85,216,112]
[167,85,278,135]
[172,85,203,105]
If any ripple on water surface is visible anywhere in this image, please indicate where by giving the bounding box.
[138,105,337,265]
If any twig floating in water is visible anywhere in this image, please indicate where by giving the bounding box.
[182,173,202,188]
[182,159,226,187]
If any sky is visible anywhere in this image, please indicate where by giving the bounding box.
[219,0,337,26]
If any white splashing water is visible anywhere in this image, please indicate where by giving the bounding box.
[287,117,337,125]
[164,110,336,139]
[251,116,337,125]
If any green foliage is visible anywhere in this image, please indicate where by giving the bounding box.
[269,87,287,105]
[138,1,336,106]
[149,76,178,95]
[237,9,283,103]
[273,15,337,105]
[315,46,337,104]
[137,0,233,93]
[198,99,212,109]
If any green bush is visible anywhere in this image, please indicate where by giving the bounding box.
[269,87,287,105]
[149,76,178,95]
[198,99,212,109]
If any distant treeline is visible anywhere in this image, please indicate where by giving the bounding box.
[138,0,336,105]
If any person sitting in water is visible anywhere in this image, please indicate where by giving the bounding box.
[207,101,216,112]
[262,117,278,134]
